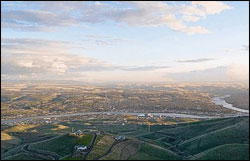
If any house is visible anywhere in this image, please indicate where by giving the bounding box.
[138,114,145,118]
[147,113,154,118]
[115,136,126,141]
[74,130,83,136]
[74,145,88,153]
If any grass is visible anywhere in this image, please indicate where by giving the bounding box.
[102,139,141,160]
[101,140,131,160]
[146,139,172,149]
[77,133,94,146]
[5,124,37,133]
[86,135,115,160]
[29,134,78,157]
[141,132,166,140]
[190,144,249,160]
[94,134,104,145]
[124,125,149,137]
[62,156,82,160]
[96,124,138,134]
[30,124,59,133]
[11,132,56,144]
[52,125,69,131]
[1,145,24,159]
[129,143,180,160]
[1,132,13,141]
[4,152,43,160]
[2,117,249,160]
[129,151,161,160]
[1,132,21,155]
[178,117,249,155]
[159,117,243,145]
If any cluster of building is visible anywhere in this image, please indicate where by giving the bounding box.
[114,135,126,141]
[137,113,166,119]
[74,145,88,153]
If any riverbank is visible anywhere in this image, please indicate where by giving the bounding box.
[212,95,249,113]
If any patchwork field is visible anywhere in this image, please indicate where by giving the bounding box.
[1,116,249,160]
[100,139,141,160]
[86,135,115,160]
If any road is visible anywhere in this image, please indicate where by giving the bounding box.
[22,144,59,160]
[93,139,127,160]
[83,133,97,160]
[21,135,64,160]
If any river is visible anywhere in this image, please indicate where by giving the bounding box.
[212,95,249,113]
[1,96,249,124]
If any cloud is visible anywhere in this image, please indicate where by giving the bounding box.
[2,9,78,32]
[227,64,249,79]
[167,65,248,82]
[1,38,110,76]
[122,66,170,71]
[242,45,249,51]
[1,38,86,57]
[191,1,232,15]
[223,48,234,53]
[176,58,215,63]
[223,44,249,53]
[81,34,125,46]
[182,15,201,22]
[2,1,231,34]
[1,38,170,80]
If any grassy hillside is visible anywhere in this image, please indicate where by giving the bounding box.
[178,117,249,156]
[129,143,180,160]
[2,116,249,160]
[29,134,78,157]
[190,144,249,160]
[3,153,43,160]
[86,135,115,160]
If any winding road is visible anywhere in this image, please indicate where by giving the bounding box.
[93,139,127,160]
[83,133,97,160]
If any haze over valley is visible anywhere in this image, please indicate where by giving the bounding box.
[1,1,249,160]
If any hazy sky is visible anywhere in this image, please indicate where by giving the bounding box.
[1,1,249,82]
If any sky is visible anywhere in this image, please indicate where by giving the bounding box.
[1,1,249,83]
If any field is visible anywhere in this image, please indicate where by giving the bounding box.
[190,144,249,160]
[86,135,115,160]
[29,134,79,157]
[129,143,180,160]
[100,139,141,160]
[3,153,43,160]
[76,133,94,146]
[178,118,249,156]
[1,116,249,160]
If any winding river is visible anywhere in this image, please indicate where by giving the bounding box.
[212,95,249,114]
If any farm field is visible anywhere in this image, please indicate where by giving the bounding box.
[190,144,249,160]
[128,142,180,160]
[86,135,115,160]
[29,134,80,157]
[1,116,249,160]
